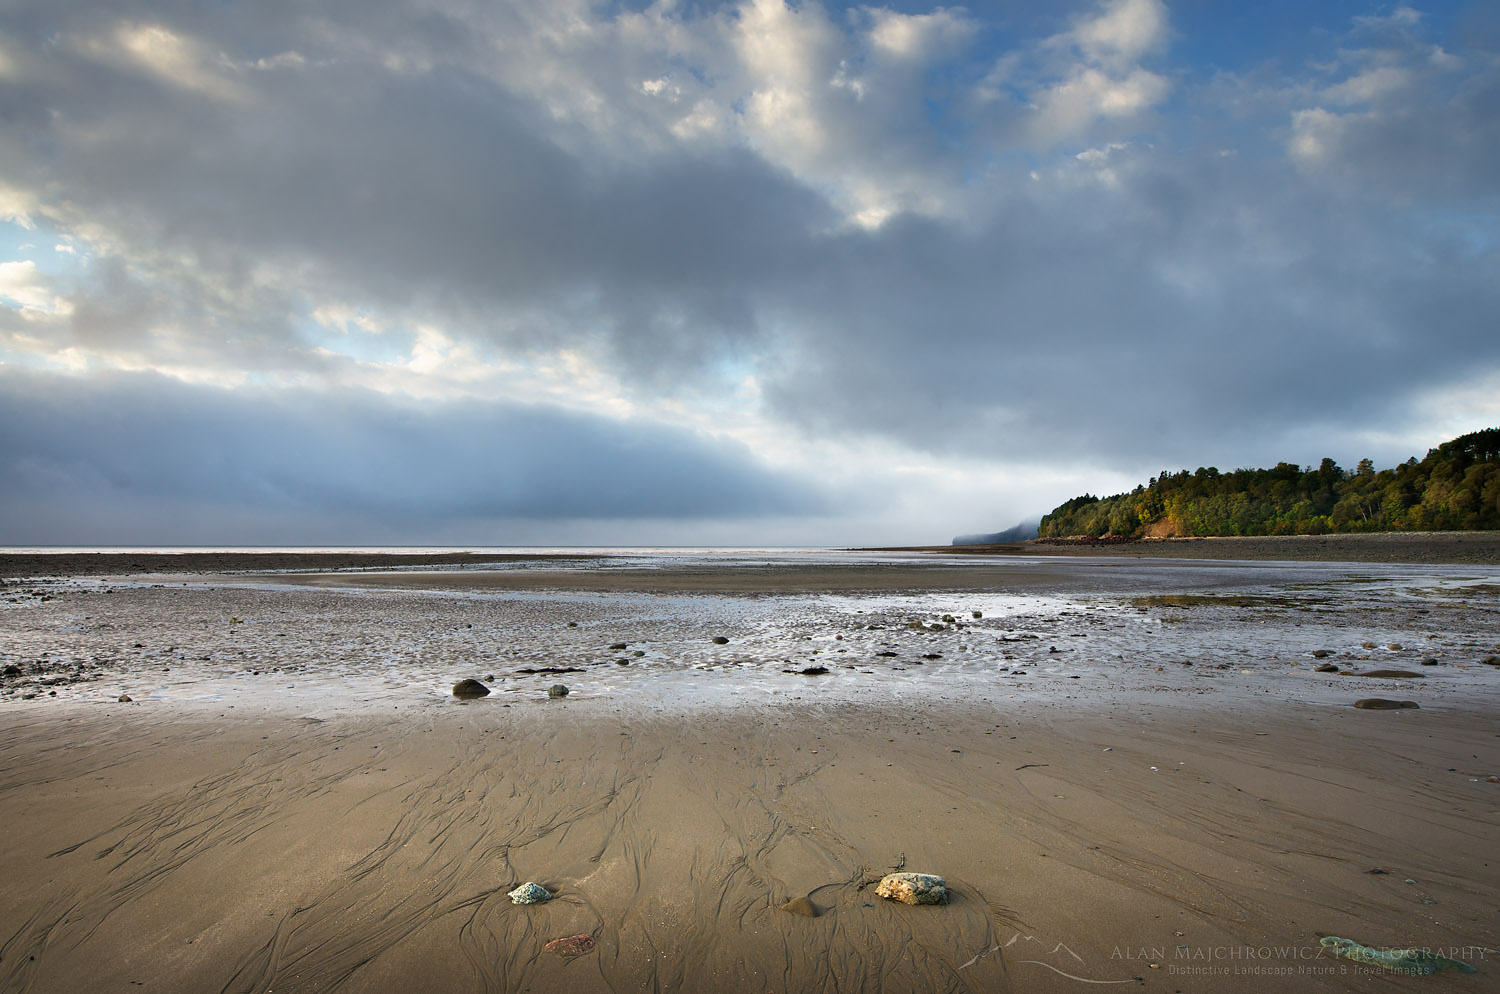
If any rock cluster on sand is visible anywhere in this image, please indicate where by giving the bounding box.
[1353,699,1419,710]
[875,872,947,905]
[452,679,490,699]
[508,882,552,904]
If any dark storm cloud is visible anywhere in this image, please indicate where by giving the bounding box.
[0,371,828,544]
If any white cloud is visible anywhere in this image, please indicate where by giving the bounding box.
[867,8,973,62]
[1323,65,1411,104]
[83,22,245,103]
[0,261,73,320]
[1072,0,1168,68]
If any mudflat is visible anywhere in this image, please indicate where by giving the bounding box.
[2,551,1497,993]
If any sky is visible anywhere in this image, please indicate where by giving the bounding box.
[1,0,1497,547]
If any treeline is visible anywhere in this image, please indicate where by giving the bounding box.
[1039,428,1500,539]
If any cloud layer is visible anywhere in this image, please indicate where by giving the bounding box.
[1,0,1496,543]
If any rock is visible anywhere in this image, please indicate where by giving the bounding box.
[1361,641,1376,649]
[798,666,829,676]
[972,611,983,619]
[1386,643,1402,651]
[1315,664,1339,673]
[609,643,628,650]
[711,636,730,644]
[452,679,491,699]
[1361,669,1424,679]
[780,896,820,917]
[876,872,947,905]
[117,694,132,703]
[1480,655,1500,666]
[508,882,552,904]
[544,934,595,957]
[547,684,569,698]
[1354,699,1419,710]
[1312,650,1332,659]
[1420,658,1438,666]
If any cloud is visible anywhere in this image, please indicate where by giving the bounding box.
[0,0,1496,542]
[0,370,830,544]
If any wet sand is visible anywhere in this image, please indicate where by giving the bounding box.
[2,553,1499,992]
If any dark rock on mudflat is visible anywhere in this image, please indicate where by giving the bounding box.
[516,666,584,675]
[1387,643,1403,651]
[798,666,830,676]
[609,643,628,650]
[1354,699,1419,710]
[711,636,730,645]
[1481,655,1500,666]
[781,896,820,917]
[1421,658,1438,666]
[1315,663,1339,673]
[1361,669,1424,679]
[452,679,490,699]
[547,684,570,698]
[117,694,132,703]
[1312,650,1333,659]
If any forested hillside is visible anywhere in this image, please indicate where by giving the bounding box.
[1039,428,1500,539]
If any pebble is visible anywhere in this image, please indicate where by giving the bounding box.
[547,684,570,698]
[117,694,132,703]
[1353,699,1419,710]
[452,679,490,699]
[711,636,730,644]
[544,934,595,956]
[780,896,820,917]
[508,882,552,904]
[876,872,947,905]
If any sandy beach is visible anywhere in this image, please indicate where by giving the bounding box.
[2,549,1498,993]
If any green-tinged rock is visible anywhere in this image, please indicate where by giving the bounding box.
[452,679,490,699]
[508,882,552,905]
[876,872,947,906]
[547,684,569,698]
[1319,937,1476,975]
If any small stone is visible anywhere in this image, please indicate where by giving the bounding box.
[798,666,829,676]
[544,934,595,957]
[609,643,628,650]
[711,636,730,644]
[971,611,983,619]
[508,882,553,904]
[547,684,569,698]
[1312,650,1332,659]
[876,872,947,905]
[1315,663,1338,673]
[780,896,820,917]
[1386,643,1402,651]
[1420,658,1438,666]
[1353,699,1419,710]
[452,679,491,699]
[117,694,132,703]
[1361,669,1424,679]
[1480,655,1500,666]
[1362,641,1376,649]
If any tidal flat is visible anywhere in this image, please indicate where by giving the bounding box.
[2,549,1498,993]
